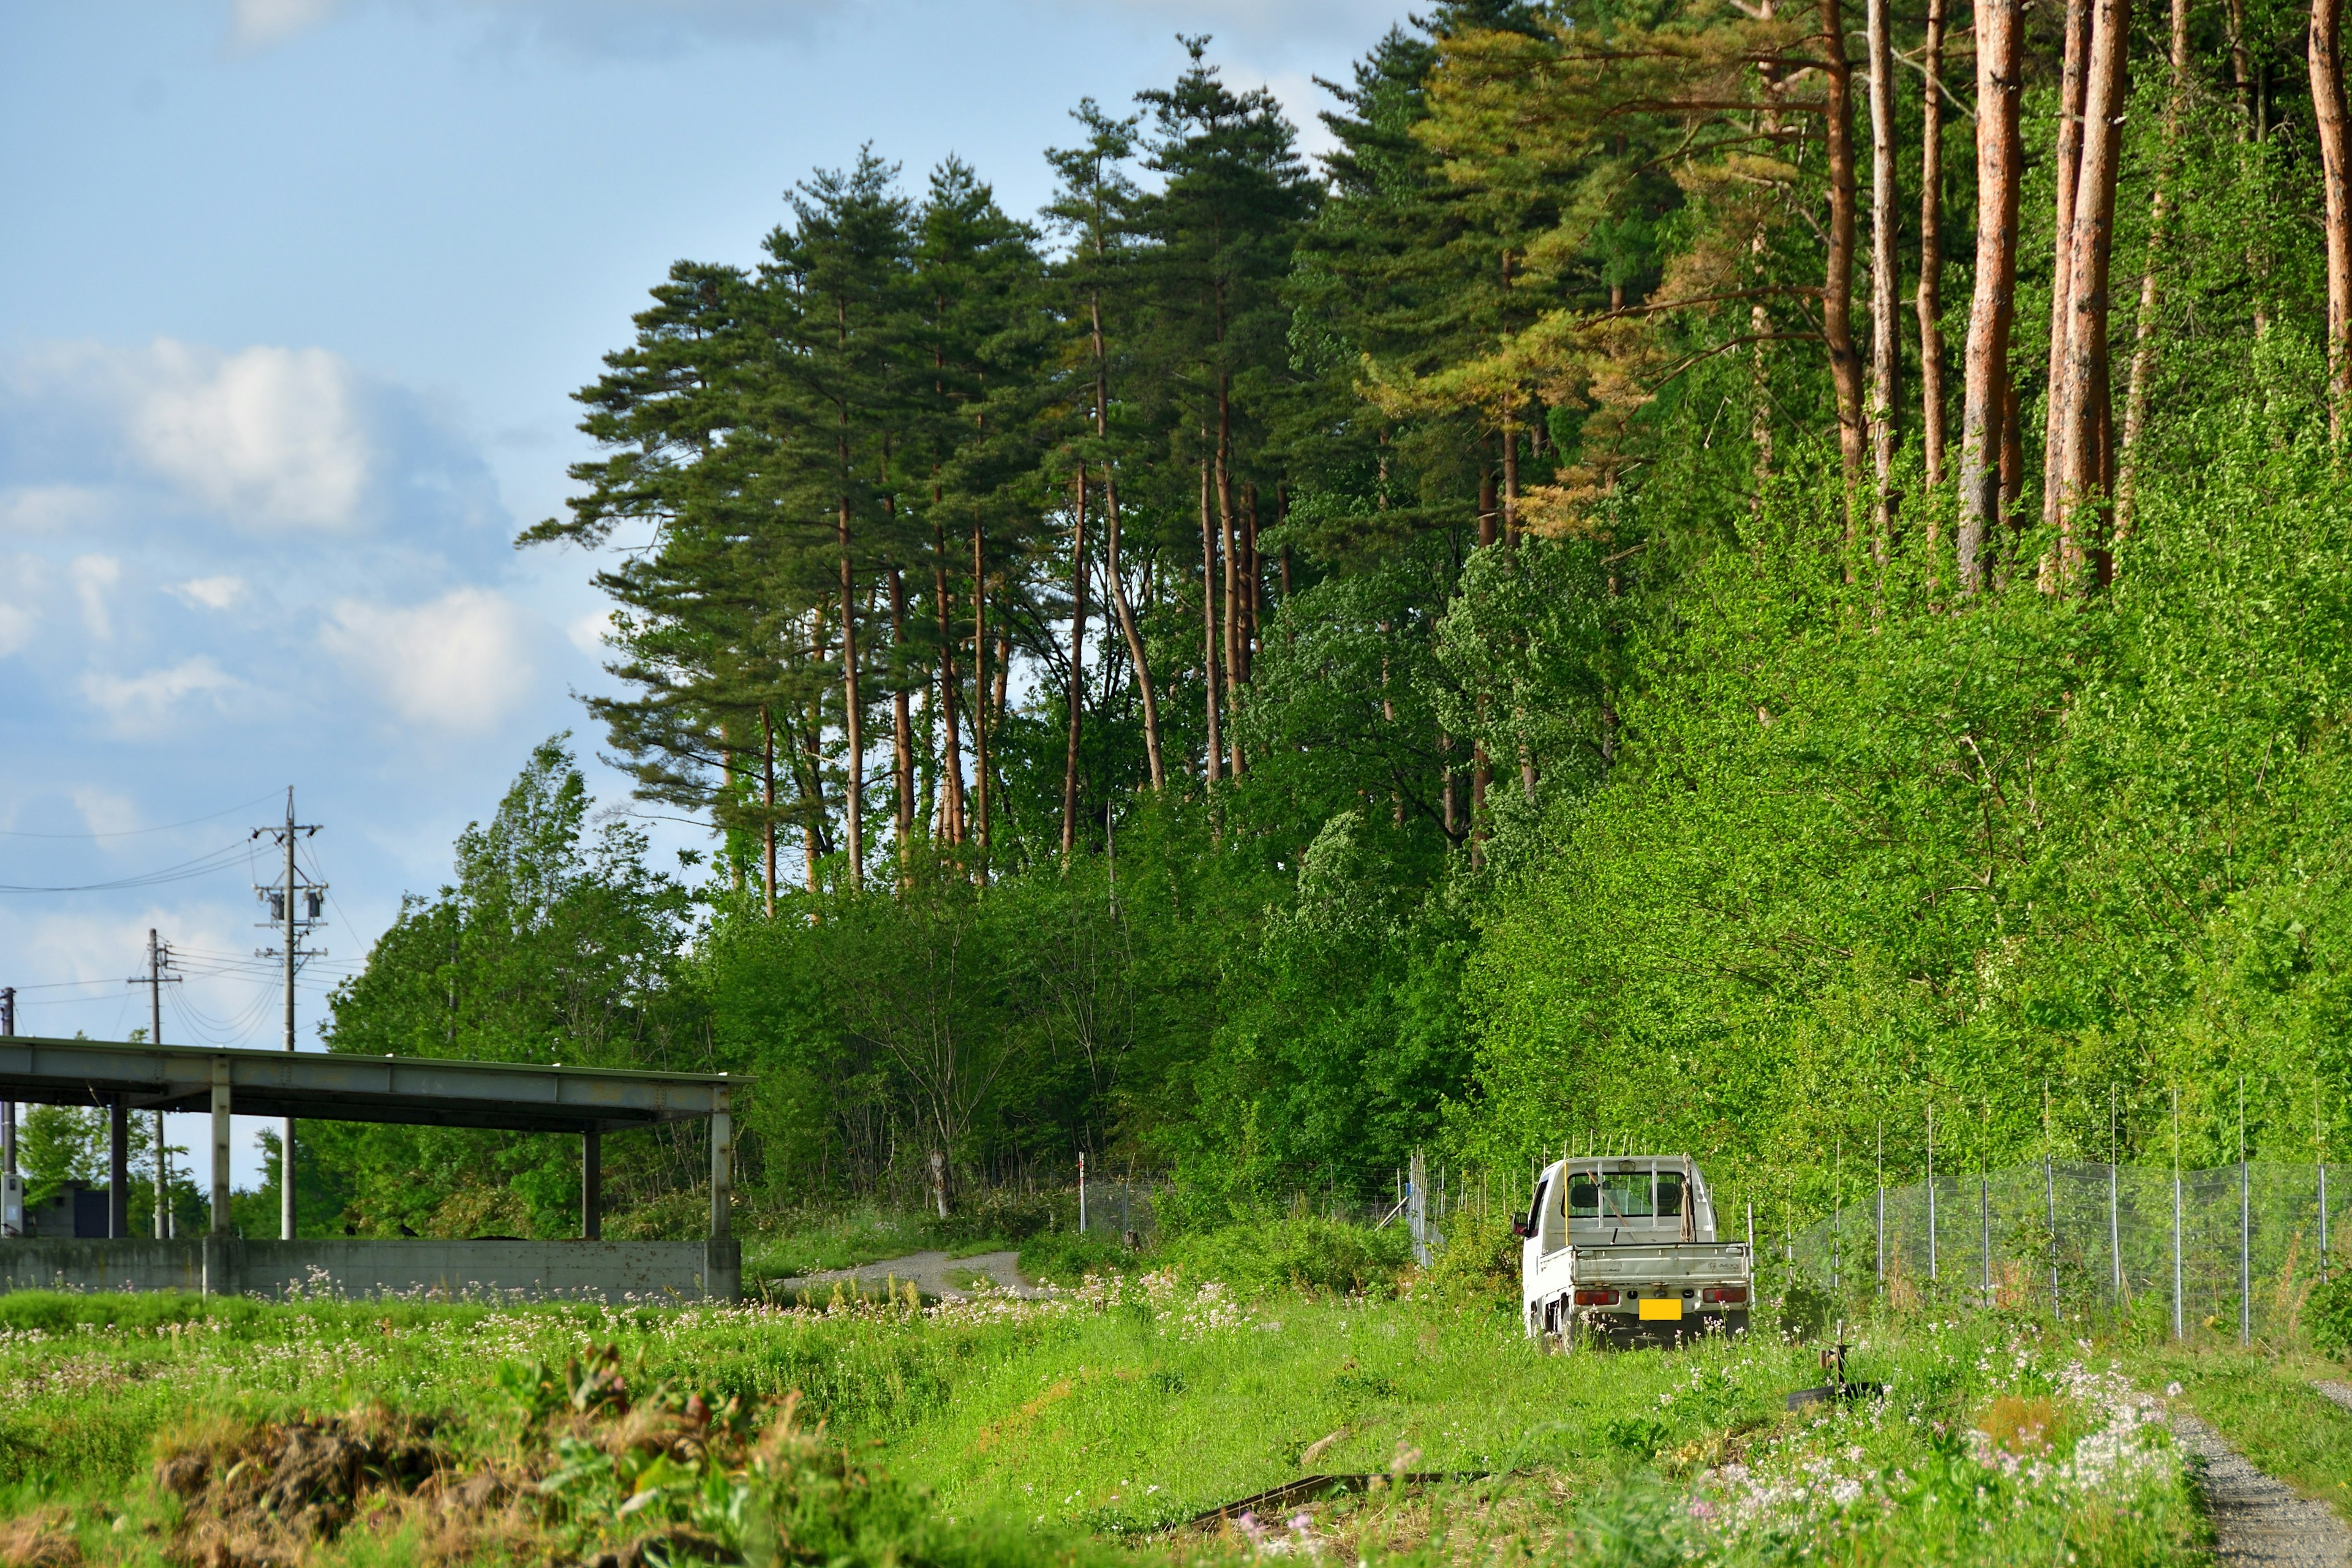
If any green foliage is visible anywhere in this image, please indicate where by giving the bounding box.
[1161,1216,1412,1298]
[318,736,699,1237]
[2309,1275,2352,1356]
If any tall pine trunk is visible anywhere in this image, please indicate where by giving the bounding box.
[2041,0,2092,530]
[1917,0,1949,492]
[1820,0,1868,506]
[2316,0,2352,438]
[1061,467,1088,865]
[2053,0,2132,585]
[1199,456,1221,786]
[760,709,777,919]
[1084,285,1162,785]
[1215,380,1243,777]
[1957,0,2023,592]
[2118,0,2192,534]
[889,565,912,880]
[1102,470,1163,791]
[1471,468,1498,871]
[836,487,862,888]
[971,522,990,854]
[1866,0,1902,551]
[932,518,966,845]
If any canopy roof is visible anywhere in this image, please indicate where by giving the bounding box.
[0,1035,736,1136]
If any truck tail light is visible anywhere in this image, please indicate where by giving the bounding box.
[1702,1287,1748,1305]
[1572,1288,1619,1306]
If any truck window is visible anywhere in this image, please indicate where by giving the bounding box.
[1597,1172,1654,1219]
[1656,1174,1685,1216]
[1525,1178,1548,1235]
[1567,1177,1599,1216]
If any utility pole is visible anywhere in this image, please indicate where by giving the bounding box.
[127,931,183,1238]
[1,986,18,1238]
[253,789,323,1243]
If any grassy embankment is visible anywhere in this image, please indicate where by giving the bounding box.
[0,1218,2252,1567]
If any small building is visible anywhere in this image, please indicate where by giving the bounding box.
[23,1182,110,1239]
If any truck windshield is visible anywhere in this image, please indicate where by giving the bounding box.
[1569,1170,1685,1221]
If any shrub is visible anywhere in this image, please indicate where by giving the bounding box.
[1016,1230,1139,1285]
[1161,1216,1410,1298]
[2308,1274,2352,1355]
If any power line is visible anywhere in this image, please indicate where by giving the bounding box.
[0,840,254,894]
[0,792,279,840]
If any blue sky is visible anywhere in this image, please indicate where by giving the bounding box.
[0,0,1410,1182]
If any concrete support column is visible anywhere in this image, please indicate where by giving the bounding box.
[108,1097,128,1238]
[209,1057,232,1236]
[708,1088,731,1241]
[582,1129,601,1241]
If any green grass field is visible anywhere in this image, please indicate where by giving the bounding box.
[0,1246,2269,1568]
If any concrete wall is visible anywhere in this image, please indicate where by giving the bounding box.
[0,1238,741,1303]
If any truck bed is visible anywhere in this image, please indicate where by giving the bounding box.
[1568,1242,1749,1283]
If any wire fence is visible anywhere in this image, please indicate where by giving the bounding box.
[1779,1160,2348,1343]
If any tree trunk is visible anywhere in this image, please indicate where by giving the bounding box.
[1061,466,1088,865]
[1216,380,1243,777]
[1501,411,1521,543]
[1917,0,1949,491]
[1821,0,1868,502]
[1103,471,1162,791]
[1472,467,1497,870]
[2316,0,2352,439]
[837,491,862,888]
[2053,0,2132,585]
[971,522,989,853]
[889,566,912,880]
[760,708,777,919]
[2041,0,2092,530]
[932,519,966,844]
[1199,456,1221,786]
[2118,0,2193,535]
[1956,0,2023,592]
[1866,0,1902,551]
[1243,483,1263,670]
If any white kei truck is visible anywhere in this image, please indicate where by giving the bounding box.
[1512,1154,1752,1346]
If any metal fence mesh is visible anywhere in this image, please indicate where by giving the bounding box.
[1782,1161,2350,1342]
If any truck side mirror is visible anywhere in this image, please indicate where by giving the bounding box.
[1510,1216,1532,1238]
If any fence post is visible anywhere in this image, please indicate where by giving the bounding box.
[2171,1086,2185,1343]
[1832,1134,1842,1295]
[1980,1163,1992,1310]
[2045,1085,2059,1321]
[2047,1150,2060,1321]
[2322,1077,2331,1287]
[2239,1076,2251,1348]
[1875,1120,1886,1294]
[2109,1086,2124,1314]
[1079,1151,1086,1235]
[1927,1104,1939,1284]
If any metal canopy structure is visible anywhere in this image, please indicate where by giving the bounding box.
[0,1035,741,1261]
[0,1035,733,1136]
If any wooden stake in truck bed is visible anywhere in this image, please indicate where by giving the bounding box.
[1513,1155,1753,1348]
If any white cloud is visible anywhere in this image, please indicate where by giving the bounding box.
[0,484,115,536]
[124,342,371,531]
[0,601,32,659]
[81,657,242,727]
[233,0,345,47]
[71,555,121,642]
[171,575,248,612]
[567,607,612,655]
[321,587,538,732]
[73,786,143,839]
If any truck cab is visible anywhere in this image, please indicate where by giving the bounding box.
[1515,1155,1751,1346]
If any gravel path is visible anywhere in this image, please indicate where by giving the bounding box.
[766,1248,1042,1302]
[2169,1410,2351,1567]
[2314,1381,2352,1417]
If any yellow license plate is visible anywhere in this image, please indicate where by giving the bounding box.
[1638,1297,1684,1321]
